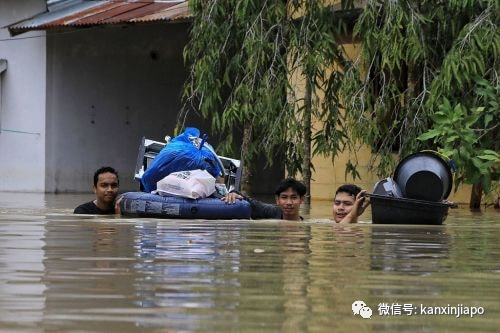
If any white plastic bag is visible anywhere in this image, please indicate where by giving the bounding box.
[154,169,216,199]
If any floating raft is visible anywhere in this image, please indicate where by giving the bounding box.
[120,192,251,219]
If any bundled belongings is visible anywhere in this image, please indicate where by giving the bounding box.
[122,127,252,220]
[141,127,224,193]
[154,169,216,199]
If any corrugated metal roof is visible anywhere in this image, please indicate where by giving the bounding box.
[9,0,189,35]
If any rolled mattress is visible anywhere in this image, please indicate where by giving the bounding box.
[120,192,251,219]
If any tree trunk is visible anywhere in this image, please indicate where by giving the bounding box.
[302,78,313,205]
[469,183,483,210]
[241,122,253,194]
[407,64,417,102]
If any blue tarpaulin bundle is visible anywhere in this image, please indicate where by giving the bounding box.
[141,127,223,193]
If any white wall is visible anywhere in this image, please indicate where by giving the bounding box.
[0,0,47,192]
[45,23,209,192]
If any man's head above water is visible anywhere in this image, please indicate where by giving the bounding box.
[332,184,369,223]
[93,166,119,209]
[274,178,306,221]
[335,184,362,198]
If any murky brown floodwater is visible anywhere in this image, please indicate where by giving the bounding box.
[0,192,499,332]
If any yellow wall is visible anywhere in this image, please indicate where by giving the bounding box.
[309,144,473,203]
[298,43,473,203]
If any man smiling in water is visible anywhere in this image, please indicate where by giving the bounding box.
[332,184,370,223]
[74,166,121,215]
[222,178,306,221]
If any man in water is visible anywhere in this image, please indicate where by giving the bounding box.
[332,184,370,223]
[74,166,121,215]
[222,178,306,221]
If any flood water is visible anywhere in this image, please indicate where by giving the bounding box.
[1,192,499,332]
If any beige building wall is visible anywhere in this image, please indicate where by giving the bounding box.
[301,43,473,203]
[310,145,473,203]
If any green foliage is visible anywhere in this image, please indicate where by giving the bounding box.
[427,3,500,110]
[183,0,499,195]
[182,0,294,168]
[341,0,499,187]
[183,0,351,181]
[418,80,499,193]
[286,2,350,176]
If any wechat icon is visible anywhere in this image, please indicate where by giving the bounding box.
[352,300,372,319]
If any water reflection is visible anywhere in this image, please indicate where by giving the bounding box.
[42,221,135,332]
[370,226,450,274]
[0,218,46,327]
[0,195,499,332]
[132,222,240,331]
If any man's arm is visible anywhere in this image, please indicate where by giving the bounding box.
[245,197,282,219]
[222,192,282,219]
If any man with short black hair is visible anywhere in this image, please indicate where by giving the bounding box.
[222,178,306,221]
[332,184,370,223]
[74,166,121,215]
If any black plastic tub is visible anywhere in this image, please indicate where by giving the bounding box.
[368,193,452,225]
[393,152,453,202]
